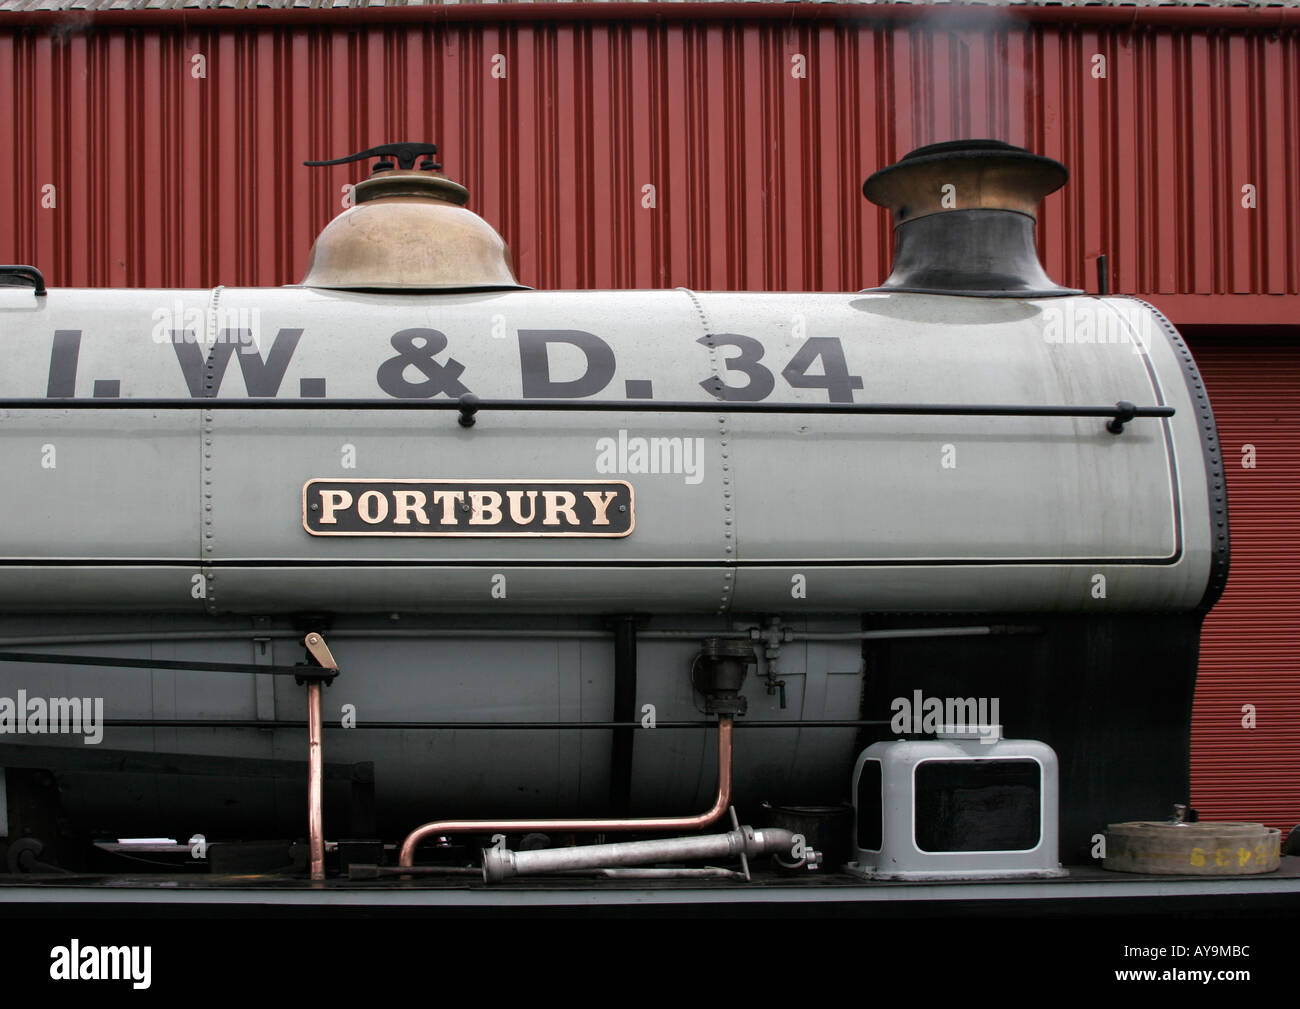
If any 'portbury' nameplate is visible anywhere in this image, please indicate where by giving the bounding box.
[303,479,634,537]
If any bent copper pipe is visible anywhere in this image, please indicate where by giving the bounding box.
[398,715,733,867]
[307,681,325,881]
[301,632,338,882]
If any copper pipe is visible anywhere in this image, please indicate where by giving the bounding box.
[306,681,325,881]
[398,716,733,867]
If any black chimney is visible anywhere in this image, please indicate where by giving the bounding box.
[863,139,1080,298]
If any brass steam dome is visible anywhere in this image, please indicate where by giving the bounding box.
[300,143,525,292]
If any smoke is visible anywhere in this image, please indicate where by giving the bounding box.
[45,10,99,42]
[904,3,1030,148]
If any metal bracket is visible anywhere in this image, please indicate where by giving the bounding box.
[252,616,276,723]
[729,806,751,882]
[296,631,340,685]
[1106,400,1137,434]
[457,393,479,428]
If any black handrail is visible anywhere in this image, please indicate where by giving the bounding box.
[0,265,47,296]
[0,395,1172,433]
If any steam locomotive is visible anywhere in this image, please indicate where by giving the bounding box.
[0,139,1231,892]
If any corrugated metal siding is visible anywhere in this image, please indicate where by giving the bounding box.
[1,18,1298,296]
[1191,342,1300,833]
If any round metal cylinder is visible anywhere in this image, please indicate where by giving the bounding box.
[1103,821,1281,875]
[481,826,796,882]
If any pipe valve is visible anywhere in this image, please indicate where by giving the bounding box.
[692,637,756,716]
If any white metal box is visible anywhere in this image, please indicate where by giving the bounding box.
[848,731,1066,879]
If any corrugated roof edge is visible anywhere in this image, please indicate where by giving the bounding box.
[5,0,1300,10]
[3,0,1299,25]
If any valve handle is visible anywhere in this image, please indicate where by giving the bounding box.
[304,142,441,174]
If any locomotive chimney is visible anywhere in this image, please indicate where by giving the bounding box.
[300,143,525,292]
[863,139,1079,297]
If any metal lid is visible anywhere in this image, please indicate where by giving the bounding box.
[300,143,526,292]
[863,139,1068,225]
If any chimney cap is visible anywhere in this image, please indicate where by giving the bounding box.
[860,139,1079,297]
[864,139,1068,225]
[894,137,1064,171]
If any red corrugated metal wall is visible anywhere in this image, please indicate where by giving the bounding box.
[2,17,1298,303]
[1191,342,1300,832]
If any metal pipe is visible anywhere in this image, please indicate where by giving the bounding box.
[349,864,481,880]
[397,716,733,867]
[0,624,1031,649]
[101,717,890,730]
[567,867,746,880]
[349,863,743,881]
[306,681,325,882]
[0,629,609,646]
[805,627,993,641]
[481,825,798,883]
[0,649,315,677]
[610,616,638,815]
[646,625,1034,641]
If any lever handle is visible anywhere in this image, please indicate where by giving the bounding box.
[304,142,441,173]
